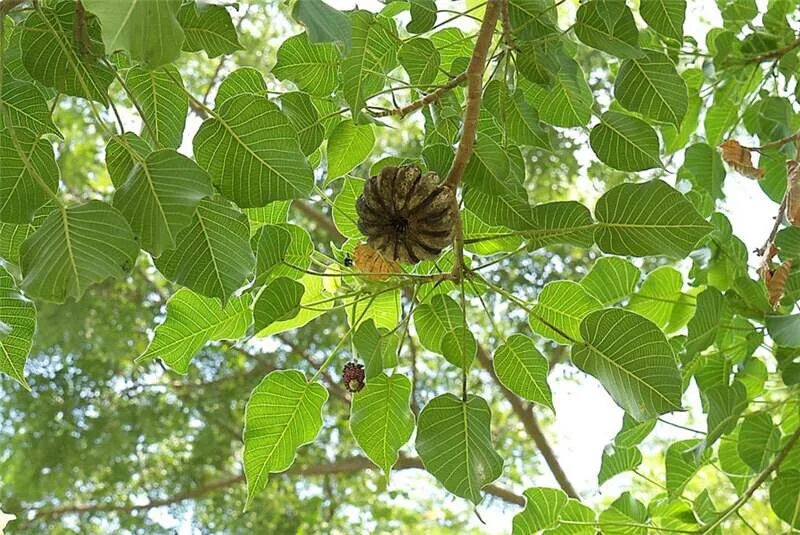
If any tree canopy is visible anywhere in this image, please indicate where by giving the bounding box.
[1,0,800,533]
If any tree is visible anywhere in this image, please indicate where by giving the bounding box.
[0,0,799,532]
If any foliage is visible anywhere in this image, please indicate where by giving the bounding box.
[1,0,800,533]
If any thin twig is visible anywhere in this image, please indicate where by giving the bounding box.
[370,72,468,118]
[501,0,515,49]
[741,36,800,63]
[756,193,788,257]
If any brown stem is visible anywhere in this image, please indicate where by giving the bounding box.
[501,0,515,49]
[742,36,800,63]
[475,344,579,498]
[24,455,523,523]
[0,0,25,13]
[444,0,501,190]
[370,72,468,118]
[757,193,788,257]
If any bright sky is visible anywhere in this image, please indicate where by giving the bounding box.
[154,0,783,533]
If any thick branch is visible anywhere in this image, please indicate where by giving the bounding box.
[25,456,523,522]
[444,0,501,189]
[370,72,468,118]
[476,344,579,498]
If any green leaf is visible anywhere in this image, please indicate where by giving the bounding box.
[19,2,113,104]
[83,0,184,68]
[177,1,242,58]
[0,78,59,137]
[770,470,800,530]
[640,0,685,41]
[573,308,683,421]
[254,277,304,332]
[441,326,477,369]
[407,0,436,33]
[529,281,602,344]
[0,265,35,390]
[0,127,59,224]
[775,227,800,258]
[483,80,551,149]
[681,143,726,200]
[704,101,739,146]
[280,92,325,156]
[292,0,352,51]
[519,57,592,127]
[21,201,139,303]
[627,266,683,330]
[112,148,214,256]
[685,287,725,355]
[155,196,254,303]
[767,314,800,347]
[528,201,595,250]
[353,319,400,379]
[704,380,747,448]
[327,121,374,181]
[580,257,640,306]
[594,180,713,258]
[243,369,327,509]
[272,32,340,97]
[513,487,568,534]
[665,439,710,496]
[590,111,661,171]
[332,177,364,239]
[462,210,523,255]
[256,274,333,337]
[399,38,440,86]
[105,132,150,187]
[550,499,595,534]
[125,66,187,150]
[575,0,643,59]
[599,492,648,535]
[245,201,291,231]
[738,412,780,471]
[214,67,266,107]
[493,334,553,410]
[251,224,291,284]
[598,445,642,485]
[346,287,401,331]
[136,289,252,374]
[719,428,753,494]
[614,413,656,448]
[0,206,51,266]
[341,11,398,115]
[350,373,415,477]
[415,393,503,504]
[194,94,313,207]
[414,294,464,357]
[615,51,688,127]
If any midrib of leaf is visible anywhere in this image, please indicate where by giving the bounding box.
[600,117,657,164]
[35,7,104,102]
[149,72,163,148]
[659,0,680,37]
[60,207,81,296]
[0,135,38,215]
[505,345,548,399]
[582,321,678,409]
[138,306,248,357]
[461,401,475,501]
[249,380,313,499]
[0,342,23,385]
[109,0,140,49]
[627,60,680,125]
[196,208,226,296]
[186,27,239,48]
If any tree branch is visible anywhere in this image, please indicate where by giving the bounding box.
[742,36,800,63]
[475,344,579,498]
[292,200,344,240]
[370,72,468,118]
[24,455,523,523]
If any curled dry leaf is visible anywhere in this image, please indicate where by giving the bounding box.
[787,160,800,227]
[352,243,401,281]
[761,258,792,310]
[719,140,765,180]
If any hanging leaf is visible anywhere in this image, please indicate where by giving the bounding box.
[704,380,748,448]
[253,277,304,332]
[665,439,710,496]
[399,38,440,86]
[155,196,254,303]
[519,57,592,127]
[21,201,139,303]
[598,445,642,485]
[573,308,683,421]
[414,294,467,361]
[243,370,327,509]
[177,1,242,58]
[493,334,553,410]
[215,67,267,107]
[415,393,503,504]
[83,0,185,68]
[332,177,365,239]
[407,0,436,33]
[615,50,688,127]
[0,265,35,390]
[280,92,325,156]
[272,32,340,97]
[575,0,644,59]
[136,290,252,374]
[599,493,648,535]
[590,111,662,171]
[353,319,400,379]
[0,127,59,224]
[125,66,188,150]
[327,121,374,181]
[529,281,602,344]
[512,487,569,534]
[594,180,713,258]
[682,143,727,200]
[770,470,800,530]
[628,266,684,330]
[738,412,780,471]
[580,257,640,306]
[292,0,352,51]
[194,94,314,207]
[255,274,333,337]
[0,79,60,137]
[112,149,214,256]
[719,139,765,180]
[640,0,685,41]
[350,373,415,477]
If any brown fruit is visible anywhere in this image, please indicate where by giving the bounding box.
[356,164,455,264]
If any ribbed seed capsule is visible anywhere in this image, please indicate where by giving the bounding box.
[356,164,455,265]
